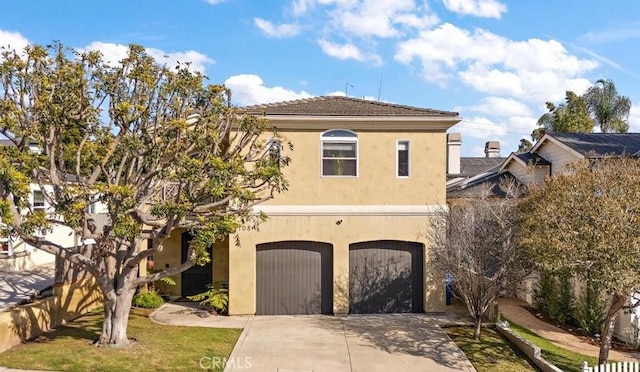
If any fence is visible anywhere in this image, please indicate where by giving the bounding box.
[583,361,640,372]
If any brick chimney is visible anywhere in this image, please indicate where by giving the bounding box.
[484,141,500,158]
[447,133,462,174]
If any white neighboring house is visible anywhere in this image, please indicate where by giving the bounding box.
[0,182,107,272]
[499,132,640,344]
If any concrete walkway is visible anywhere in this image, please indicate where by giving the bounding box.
[151,303,476,372]
[0,263,55,311]
[499,297,640,362]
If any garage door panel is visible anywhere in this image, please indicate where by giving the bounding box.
[349,241,424,314]
[256,241,333,315]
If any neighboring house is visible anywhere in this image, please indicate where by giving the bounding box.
[0,182,109,272]
[153,96,460,315]
[446,133,509,197]
[501,132,640,344]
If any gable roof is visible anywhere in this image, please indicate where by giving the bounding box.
[447,171,520,198]
[241,96,458,117]
[500,151,551,171]
[540,133,640,158]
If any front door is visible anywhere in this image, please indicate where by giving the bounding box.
[181,232,213,297]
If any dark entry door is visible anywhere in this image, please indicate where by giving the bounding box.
[181,232,213,297]
[349,240,424,314]
[256,241,333,315]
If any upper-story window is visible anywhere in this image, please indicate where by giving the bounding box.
[321,129,358,177]
[397,140,410,177]
[0,239,11,256]
[33,190,45,210]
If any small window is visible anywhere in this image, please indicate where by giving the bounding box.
[0,239,11,256]
[33,190,45,210]
[321,130,358,177]
[397,140,410,177]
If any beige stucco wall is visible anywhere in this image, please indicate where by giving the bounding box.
[153,230,229,297]
[229,214,445,315]
[267,130,446,206]
[0,277,102,353]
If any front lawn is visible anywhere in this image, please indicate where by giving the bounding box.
[0,308,242,371]
[504,318,599,372]
[445,326,540,371]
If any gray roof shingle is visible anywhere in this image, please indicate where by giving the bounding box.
[241,96,459,117]
[550,133,640,157]
[454,157,506,177]
[514,152,551,165]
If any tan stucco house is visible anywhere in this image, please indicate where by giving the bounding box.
[153,96,460,315]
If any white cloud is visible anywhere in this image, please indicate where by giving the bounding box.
[395,23,598,102]
[204,0,226,4]
[0,29,30,53]
[254,18,301,38]
[466,97,532,117]
[629,104,640,132]
[442,0,507,19]
[317,39,382,64]
[456,116,508,139]
[81,42,214,74]
[224,74,313,106]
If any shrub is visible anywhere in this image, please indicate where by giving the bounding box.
[132,290,165,309]
[573,280,605,335]
[534,270,574,325]
[187,282,229,315]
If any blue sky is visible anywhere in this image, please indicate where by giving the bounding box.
[2,0,640,156]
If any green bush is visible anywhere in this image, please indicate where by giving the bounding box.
[132,290,164,309]
[534,270,574,325]
[187,282,229,315]
[573,280,605,335]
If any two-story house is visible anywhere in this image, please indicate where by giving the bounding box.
[153,96,460,315]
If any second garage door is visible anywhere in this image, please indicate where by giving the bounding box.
[349,240,424,314]
[256,241,333,315]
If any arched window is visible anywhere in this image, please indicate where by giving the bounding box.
[321,129,358,176]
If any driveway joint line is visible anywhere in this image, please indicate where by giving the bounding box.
[340,317,354,372]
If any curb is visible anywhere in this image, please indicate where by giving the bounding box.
[223,316,254,372]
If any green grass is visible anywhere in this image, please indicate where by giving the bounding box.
[504,318,599,372]
[0,308,242,371]
[445,326,540,371]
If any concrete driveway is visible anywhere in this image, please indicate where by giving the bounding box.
[0,263,55,311]
[225,314,475,372]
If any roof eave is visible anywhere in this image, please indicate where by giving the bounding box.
[261,115,461,131]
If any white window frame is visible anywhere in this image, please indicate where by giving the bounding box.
[397,140,410,178]
[32,190,46,211]
[320,129,358,177]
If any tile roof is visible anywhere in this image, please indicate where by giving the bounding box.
[241,96,459,117]
[550,133,640,157]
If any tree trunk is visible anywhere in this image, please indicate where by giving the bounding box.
[474,318,482,340]
[98,288,136,346]
[598,294,626,365]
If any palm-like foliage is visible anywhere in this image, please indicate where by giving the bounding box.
[585,79,631,133]
[533,91,594,141]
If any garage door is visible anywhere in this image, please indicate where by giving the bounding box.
[256,241,333,315]
[349,240,424,314]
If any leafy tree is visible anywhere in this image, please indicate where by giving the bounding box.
[518,157,640,364]
[585,79,631,133]
[0,44,288,346]
[428,178,532,340]
[517,138,533,153]
[533,91,594,141]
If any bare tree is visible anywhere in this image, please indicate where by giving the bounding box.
[428,178,532,340]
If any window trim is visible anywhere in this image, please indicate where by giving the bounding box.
[320,129,359,178]
[32,190,46,211]
[396,140,410,178]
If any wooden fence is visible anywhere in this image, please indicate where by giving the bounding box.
[583,361,640,372]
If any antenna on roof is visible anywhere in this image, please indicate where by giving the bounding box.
[377,73,383,102]
[345,82,354,97]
